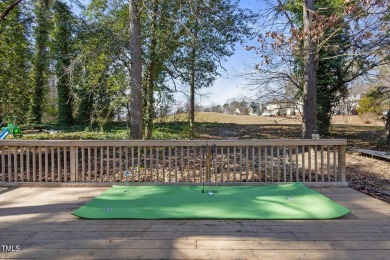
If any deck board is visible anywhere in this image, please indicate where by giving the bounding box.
[351,148,390,160]
[0,186,389,259]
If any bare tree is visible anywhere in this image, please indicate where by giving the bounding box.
[302,0,317,138]
[245,0,390,138]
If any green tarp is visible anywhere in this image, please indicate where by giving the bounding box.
[72,183,350,220]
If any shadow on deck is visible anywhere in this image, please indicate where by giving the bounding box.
[0,186,389,259]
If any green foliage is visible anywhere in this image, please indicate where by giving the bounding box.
[153,123,191,140]
[0,1,32,123]
[22,122,189,140]
[357,88,384,117]
[282,0,350,136]
[70,6,130,129]
[316,33,349,136]
[170,0,253,90]
[168,0,254,135]
[76,88,94,126]
[30,0,51,124]
[44,95,59,122]
[1,0,254,139]
[52,1,74,126]
[142,0,183,139]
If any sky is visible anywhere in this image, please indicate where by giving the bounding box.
[193,0,265,107]
[76,0,266,107]
[197,42,258,107]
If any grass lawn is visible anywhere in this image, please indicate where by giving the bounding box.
[20,113,387,150]
[12,112,390,203]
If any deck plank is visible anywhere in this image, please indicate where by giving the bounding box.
[351,148,390,160]
[0,186,389,259]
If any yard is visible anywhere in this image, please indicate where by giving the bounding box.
[17,113,390,204]
[190,113,390,204]
[1,113,389,259]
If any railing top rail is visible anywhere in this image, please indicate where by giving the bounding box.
[0,139,347,147]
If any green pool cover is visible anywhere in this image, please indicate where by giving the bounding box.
[72,183,350,220]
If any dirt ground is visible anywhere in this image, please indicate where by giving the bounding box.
[20,114,390,204]
[197,114,390,204]
[317,115,388,204]
[346,152,390,204]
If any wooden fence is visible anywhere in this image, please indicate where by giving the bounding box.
[0,139,347,185]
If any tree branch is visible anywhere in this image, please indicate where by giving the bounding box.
[0,0,23,23]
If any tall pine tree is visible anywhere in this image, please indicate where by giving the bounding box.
[52,0,74,126]
[30,0,51,124]
[0,0,31,122]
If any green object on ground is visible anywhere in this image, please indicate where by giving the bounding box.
[0,116,23,139]
[72,183,350,220]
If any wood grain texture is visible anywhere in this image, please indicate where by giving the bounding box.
[0,186,388,259]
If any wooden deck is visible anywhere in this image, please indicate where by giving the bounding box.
[0,186,389,259]
[352,148,390,161]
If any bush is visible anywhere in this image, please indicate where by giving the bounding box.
[357,88,385,118]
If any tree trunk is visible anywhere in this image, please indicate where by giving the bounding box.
[77,91,93,125]
[129,0,143,139]
[30,0,50,124]
[54,1,73,126]
[302,0,317,139]
[189,18,198,137]
[385,109,390,143]
[145,0,158,139]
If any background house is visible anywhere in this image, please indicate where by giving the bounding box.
[261,99,302,117]
[248,102,266,116]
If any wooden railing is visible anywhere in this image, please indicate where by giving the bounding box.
[0,139,347,185]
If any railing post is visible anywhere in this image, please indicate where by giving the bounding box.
[337,145,346,182]
[70,146,77,182]
[206,145,211,184]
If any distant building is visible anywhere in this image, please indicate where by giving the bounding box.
[248,103,266,116]
[261,99,302,117]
